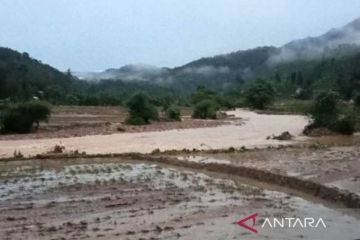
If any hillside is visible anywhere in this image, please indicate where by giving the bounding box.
[0,47,74,103]
[0,48,175,105]
[75,64,170,82]
[74,17,360,97]
[267,17,360,65]
[2,17,360,104]
[176,18,360,88]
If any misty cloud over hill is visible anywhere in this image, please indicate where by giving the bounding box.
[267,17,360,65]
[75,64,170,81]
[73,17,360,92]
[2,17,360,103]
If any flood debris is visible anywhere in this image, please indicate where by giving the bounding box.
[267,131,293,141]
[51,144,65,153]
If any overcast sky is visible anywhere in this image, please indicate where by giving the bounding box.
[1,0,360,71]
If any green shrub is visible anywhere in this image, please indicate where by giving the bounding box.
[354,93,360,107]
[125,116,146,125]
[234,98,247,108]
[192,100,218,119]
[244,79,275,110]
[0,101,51,133]
[307,91,356,135]
[310,91,339,127]
[65,94,80,105]
[191,86,216,105]
[268,100,312,114]
[166,105,181,121]
[191,87,235,109]
[331,114,356,135]
[215,96,235,109]
[125,93,158,125]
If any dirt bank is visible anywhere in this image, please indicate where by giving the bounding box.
[128,153,360,208]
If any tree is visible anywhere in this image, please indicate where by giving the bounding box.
[332,114,356,135]
[125,93,158,125]
[310,91,338,127]
[354,92,360,107]
[192,99,218,119]
[244,79,275,110]
[275,72,281,82]
[65,94,80,105]
[0,101,51,133]
[307,91,355,135]
[66,68,72,78]
[191,86,216,105]
[160,95,174,113]
[166,105,181,121]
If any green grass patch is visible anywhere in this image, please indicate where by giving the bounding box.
[267,99,312,114]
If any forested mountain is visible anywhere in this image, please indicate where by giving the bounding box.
[261,46,360,99]
[72,17,360,97]
[1,17,360,104]
[75,64,170,82]
[0,47,74,102]
[269,17,360,65]
[177,18,360,72]
[170,17,360,95]
[0,48,177,105]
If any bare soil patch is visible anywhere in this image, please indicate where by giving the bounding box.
[0,106,224,140]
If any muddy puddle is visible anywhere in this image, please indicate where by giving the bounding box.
[0,157,359,239]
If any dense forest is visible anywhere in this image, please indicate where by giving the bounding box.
[0,47,179,106]
[0,47,73,102]
[1,18,360,105]
[1,43,360,106]
[260,44,360,100]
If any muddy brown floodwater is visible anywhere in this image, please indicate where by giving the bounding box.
[0,157,359,240]
[0,109,309,158]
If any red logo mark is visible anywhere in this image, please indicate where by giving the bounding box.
[237,213,258,234]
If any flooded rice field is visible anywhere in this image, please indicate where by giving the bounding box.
[178,142,360,196]
[0,158,359,240]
